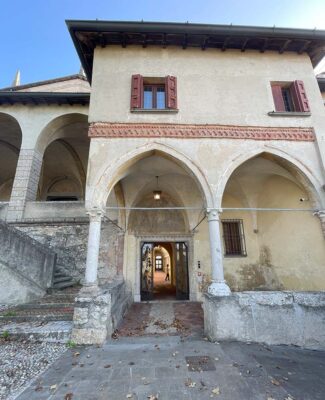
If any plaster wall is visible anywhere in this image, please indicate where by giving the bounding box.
[0,105,88,149]
[89,47,325,166]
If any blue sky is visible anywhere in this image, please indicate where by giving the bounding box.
[1,0,325,87]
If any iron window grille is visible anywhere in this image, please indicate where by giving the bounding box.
[221,219,247,257]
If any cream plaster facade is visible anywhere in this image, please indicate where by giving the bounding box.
[1,22,325,307]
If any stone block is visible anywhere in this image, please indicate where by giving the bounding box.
[71,328,107,345]
[204,291,325,350]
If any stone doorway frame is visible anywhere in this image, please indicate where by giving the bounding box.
[134,234,195,302]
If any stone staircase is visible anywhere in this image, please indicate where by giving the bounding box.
[52,264,75,290]
[0,287,80,342]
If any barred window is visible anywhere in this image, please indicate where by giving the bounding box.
[222,219,247,256]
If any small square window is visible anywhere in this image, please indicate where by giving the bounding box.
[222,219,247,257]
[131,75,177,110]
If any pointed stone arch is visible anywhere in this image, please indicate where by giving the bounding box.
[87,141,214,210]
[216,146,324,209]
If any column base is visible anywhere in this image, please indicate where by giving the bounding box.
[208,280,231,296]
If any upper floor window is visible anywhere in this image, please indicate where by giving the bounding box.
[131,75,177,111]
[271,81,310,113]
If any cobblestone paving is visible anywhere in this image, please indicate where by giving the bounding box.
[15,336,325,400]
[0,340,66,400]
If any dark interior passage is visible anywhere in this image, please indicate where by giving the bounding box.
[141,241,189,301]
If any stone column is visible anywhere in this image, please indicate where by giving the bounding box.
[207,210,231,296]
[7,149,43,221]
[84,208,104,287]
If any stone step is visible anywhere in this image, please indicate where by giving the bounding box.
[52,281,75,290]
[0,320,72,343]
[9,303,74,310]
[53,275,73,284]
[0,314,73,323]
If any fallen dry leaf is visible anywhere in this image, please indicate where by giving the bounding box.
[271,378,281,386]
[212,387,220,395]
[185,378,196,388]
[64,394,73,400]
[50,384,57,391]
[73,352,80,357]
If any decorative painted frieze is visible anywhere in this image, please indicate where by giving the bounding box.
[88,123,315,141]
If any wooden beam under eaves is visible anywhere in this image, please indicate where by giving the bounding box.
[162,33,167,48]
[298,40,311,54]
[222,36,231,51]
[279,39,291,54]
[201,36,209,50]
[260,38,269,53]
[241,38,249,52]
[142,34,147,48]
[182,34,188,49]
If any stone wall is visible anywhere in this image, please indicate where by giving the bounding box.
[0,220,56,304]
[71,279,132,344]
[15,221,124,282]
[204,292,325,350]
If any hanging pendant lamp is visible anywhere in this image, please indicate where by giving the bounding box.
[153,176,162,200]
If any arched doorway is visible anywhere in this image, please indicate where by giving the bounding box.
[220,152,325,291]
[0,113,22,201]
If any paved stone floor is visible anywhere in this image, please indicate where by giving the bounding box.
[16,336,325,400]
[117,301,204,338]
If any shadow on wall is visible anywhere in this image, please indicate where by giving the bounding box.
[225,245,284,291]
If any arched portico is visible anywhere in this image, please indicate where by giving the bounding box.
[0,113,22,201]
[216,146,324,209]
[83,142,230,297]
[220,150,325,291]
[7,112,89,220]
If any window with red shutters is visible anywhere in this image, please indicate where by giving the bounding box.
[271,81,310,113]
[131,74,178,110]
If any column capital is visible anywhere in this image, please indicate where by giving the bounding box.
[86,208,105,222]
[206,209,222,222]
[314,210,325,218]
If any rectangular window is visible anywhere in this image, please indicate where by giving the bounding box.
[131,75,177,110]
[271,81,310,113]
[222,219,247,257]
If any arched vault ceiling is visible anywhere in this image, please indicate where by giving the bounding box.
[224,156,305,200]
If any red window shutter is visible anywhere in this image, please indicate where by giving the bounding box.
[130,74,143,108]
[271,85,285,112]
[166,75,177,109]
[290,80,310,112]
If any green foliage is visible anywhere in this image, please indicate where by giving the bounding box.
[3,311,17,317]
[2,330,10,339]
[66,339,77,348]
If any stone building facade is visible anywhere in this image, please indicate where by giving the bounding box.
[0,21,325,344]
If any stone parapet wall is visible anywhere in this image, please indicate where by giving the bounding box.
[204,291,325,350]
[0,220,56,304]
[71,279,132,345]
